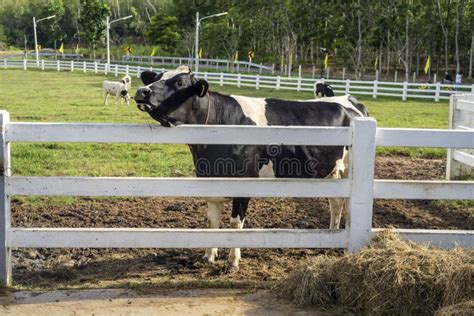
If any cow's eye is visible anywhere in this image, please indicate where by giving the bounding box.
[176,79,183,87]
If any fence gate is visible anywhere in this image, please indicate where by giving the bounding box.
[447,94,474,179]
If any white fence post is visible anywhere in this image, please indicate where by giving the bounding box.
[347,117,377,253]
[57,60,60,72]
[2,59,6,69]
[373,80,378,98]
[0,111,12,286]
[237,73,241,88]
[70,60,74,72]
[204,72,208,81]
[256,74,260,90]
[471,84,474,93]
[125,64,129,76]
[345,79,350,94]
[435,82,441,102]
[83,61,86,73]
[276,76,281,90]
[342,67,346,80]
[23,59,27,71]
[115,64,118,77]
[220,72,224,87]
[402,81,408,101]
[41,59,45,71]
[394,70,398,82]
[104,63,108,75]
[94,62,98,74]
[137,65,141,78]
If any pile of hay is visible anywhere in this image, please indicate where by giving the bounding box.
[273,231,473,315]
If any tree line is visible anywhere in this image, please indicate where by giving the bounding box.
[0,0,472,80]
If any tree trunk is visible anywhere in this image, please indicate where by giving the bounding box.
[405,9,410,82]
[386,30,390,76]
[455,0,463,74]
[469,34,473,79]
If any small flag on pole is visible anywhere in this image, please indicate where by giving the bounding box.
[323,53,329,69]
[58,42,64,54]
[374,56,378,70]
[36,44,42,51]
[74,44,80,54]
[150,47,156,56]
[198,47,203,58]
[424,56,430,74]
[234,50,238,62]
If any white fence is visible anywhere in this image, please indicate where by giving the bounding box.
[0,111,473,286]
[123,55,273,74]
[3,59,474,102]
[447,94,474,179]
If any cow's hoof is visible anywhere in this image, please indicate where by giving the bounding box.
[202,255,217,264]
[225,263,239,273]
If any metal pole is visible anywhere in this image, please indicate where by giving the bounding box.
[195,12,199,73]
[106,16,110,71]
[33,17,38,66]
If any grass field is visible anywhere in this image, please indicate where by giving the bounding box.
[0,68,450,183]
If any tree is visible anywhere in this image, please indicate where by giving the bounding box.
[78,0,110,59]
[146,12,179,54]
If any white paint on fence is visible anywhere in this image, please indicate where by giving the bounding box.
[447,94,474,179]
[3,60,474,101]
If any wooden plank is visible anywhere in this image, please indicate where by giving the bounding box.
[374,180,473,200]
[6,123,352,146]
[0,111,11,286]
[347,117,377,253]
[456,99,474,112]
[6,177,352,198]
[453,150,474,167]
[376,128,474,148]
[9,228,348,249]
[373,228,474,249]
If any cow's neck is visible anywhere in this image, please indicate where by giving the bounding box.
[195,91,252,126]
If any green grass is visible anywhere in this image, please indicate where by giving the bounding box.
[0,68,451,183]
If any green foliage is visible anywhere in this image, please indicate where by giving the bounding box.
[146,12,179,53]
[78,0,110,53]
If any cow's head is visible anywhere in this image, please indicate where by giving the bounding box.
[134,66,209,127]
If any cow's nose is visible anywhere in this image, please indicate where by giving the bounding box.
[135,87,152,101]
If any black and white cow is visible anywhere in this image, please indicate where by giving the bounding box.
[134,66,369,271]
[314,80,335,98]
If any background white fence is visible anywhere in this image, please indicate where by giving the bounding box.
[0,111,473,286]
[447,94,474,179]
[3,59,474,102]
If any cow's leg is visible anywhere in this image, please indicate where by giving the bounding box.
[328,148,349,229]
[228,197,250,272]
[203,199,224,263]
[103,91,108,106]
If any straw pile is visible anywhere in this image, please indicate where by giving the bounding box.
[273,230,473,315]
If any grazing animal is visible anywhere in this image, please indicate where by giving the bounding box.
[134,66,369,271]
[122,75,132,91]
[102,78,131,106]
[314,80,335,98]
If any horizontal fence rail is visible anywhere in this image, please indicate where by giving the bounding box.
[2,59,474,102]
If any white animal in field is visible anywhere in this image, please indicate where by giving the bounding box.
[121,75,132,91]
[102,78,131,106]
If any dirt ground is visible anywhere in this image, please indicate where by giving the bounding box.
[8,155,473,291]
[0,288,333,315]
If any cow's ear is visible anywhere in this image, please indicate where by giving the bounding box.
[192,79,209,97]
[140,71,163,85]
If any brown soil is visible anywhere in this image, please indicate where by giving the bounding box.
[10,156,473,289]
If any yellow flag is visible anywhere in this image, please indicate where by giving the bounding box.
[36,44,42,51]
[234,50,238,62]
[424,56,430,74]
[150,47,156,56]
[58,42,64,54]
[198,47,202,58]
[74,44,80,54]
[323,53,329,69]
[374,56,378,70]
